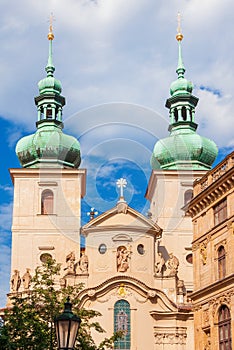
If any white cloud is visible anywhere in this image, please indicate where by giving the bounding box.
[0,244,11,308]
[0,203,13,234]
[0,202,12,307]
[0,0,232,155]
[0,185,13,194]
[195,89,234,148]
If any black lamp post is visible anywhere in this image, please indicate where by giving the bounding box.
[54,297,81,350]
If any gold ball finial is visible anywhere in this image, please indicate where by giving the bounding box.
[48,13,55,41]
[176,12,183,41]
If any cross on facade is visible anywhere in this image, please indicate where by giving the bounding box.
[116,178,127,200]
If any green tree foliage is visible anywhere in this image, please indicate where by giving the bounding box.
[0,259,122,349]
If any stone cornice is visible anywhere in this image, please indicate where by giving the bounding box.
[9,167,87,197]
[82,205,162,238]
[187,153,234,217]
[192,215,234,248]
[150,309,193,321]
[145,169,206,201]
[190,273,234,302]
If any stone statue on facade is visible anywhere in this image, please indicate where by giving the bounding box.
[165,253,179,276]
[59,277,67,288]
[64,251,76,275]
[117,245,132,272]
[22,268,32,290]
[155,252,165,276]
[11,269,21,292]
[78,252,89,273]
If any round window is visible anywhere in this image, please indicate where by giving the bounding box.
[98,244,107,254]
[137,244,145,255]
[40,253,52,263]
[186,253,193,264]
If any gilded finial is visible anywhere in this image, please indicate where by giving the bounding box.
[176,12,183,41]
[48,13,55,41]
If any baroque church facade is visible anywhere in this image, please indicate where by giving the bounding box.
[7,22,223,349]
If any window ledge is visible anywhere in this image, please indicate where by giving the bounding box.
[37,213,57,216]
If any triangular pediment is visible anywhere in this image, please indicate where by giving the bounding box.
[81,202,162,237]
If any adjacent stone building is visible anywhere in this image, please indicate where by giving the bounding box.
[187,152,234,349]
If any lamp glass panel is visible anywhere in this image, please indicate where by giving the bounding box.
[57,320,70,347]
[67,320,79,347]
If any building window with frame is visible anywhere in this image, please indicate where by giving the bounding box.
[41,190,54,214]
[214,198,227,226]
[218,245,226,279]
[184,189,193,205]
[137,244,145,255]
[40,253,52,263]
[114,300,131,350]
[218,305,232,349]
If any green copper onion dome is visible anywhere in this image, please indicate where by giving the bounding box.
[151,124,218,170]
[16,121,81,168]
[16,24,81,169]
[38,75,62,95]
[151,24,218,170]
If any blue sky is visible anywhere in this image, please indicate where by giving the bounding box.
[0,0,233,307]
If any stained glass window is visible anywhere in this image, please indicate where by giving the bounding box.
[114,300,130,349]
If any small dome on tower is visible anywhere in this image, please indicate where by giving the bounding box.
[16,122,81,168]
[38,75,62,95]
[170,77,193,96]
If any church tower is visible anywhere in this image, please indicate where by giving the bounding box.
[146,18,218,295]
[9,22,86,296]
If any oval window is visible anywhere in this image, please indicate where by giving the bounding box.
[186,253,193,264]
[98,244,107,254]
[40,253,52,263]
[137,244,145,255]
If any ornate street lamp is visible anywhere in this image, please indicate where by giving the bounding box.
[54,297,81,350]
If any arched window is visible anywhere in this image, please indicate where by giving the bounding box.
[184,189,193,205]
[218,246,226,279]
[214,198,227,225]
[218,305,232,349]
[46,104,52,119]
[40,107,44,120]
[174,108,178,122]
[114,300,131,349]
[182,106,187,121]
[41,190,54,215]
[190,109,193,121]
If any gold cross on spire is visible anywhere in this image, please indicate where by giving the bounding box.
[176,12,183,41]
[48,13,55,41]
